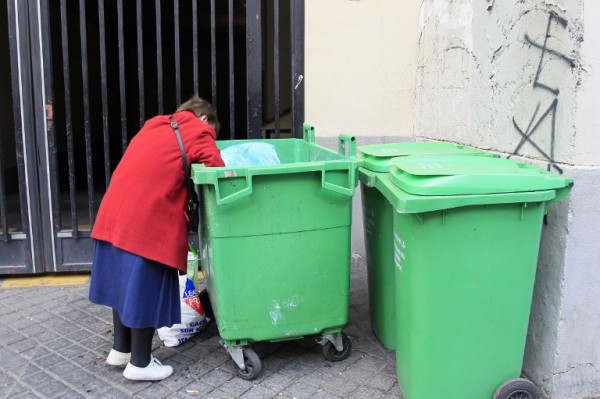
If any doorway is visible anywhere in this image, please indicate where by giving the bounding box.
[0,0,305,273]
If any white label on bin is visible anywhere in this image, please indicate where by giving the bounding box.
[394,232,406,272]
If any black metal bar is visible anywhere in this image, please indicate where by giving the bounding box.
[79,0,95,227]
[137,0,145,126]
[0,1,16,242]
[0,117,6,241]
[60,0,78,238]
[210,0,217,106]
[274,0,280,138]
[6,0,23,239]
[39,0,60,235]
[192,0,198,94]
[174,0,181,105]
[99,0,110,189]
[117,0,127,153]
[246,0,262,139]
[228,0,235,138]
[0,0,9,238]
[156,0,163,114]
[290,0,305,138]
[8,0,38,271]
[30,0,59,270]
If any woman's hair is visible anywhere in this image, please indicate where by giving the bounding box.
[176,96,221,134]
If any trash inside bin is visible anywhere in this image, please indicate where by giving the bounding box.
[358,142,496,350]
[191,124,358,380]
[187,249,199,289]
[371,155,572,399]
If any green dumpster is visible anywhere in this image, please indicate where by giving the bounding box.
[371,155,572,399]
[358,142,496,350]
[191,125,358,380]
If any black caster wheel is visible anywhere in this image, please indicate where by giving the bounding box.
[236,348,262,380]
[493,378,541,399]
[322,333,352,361]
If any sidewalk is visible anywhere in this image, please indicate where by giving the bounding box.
[0,257,402,399]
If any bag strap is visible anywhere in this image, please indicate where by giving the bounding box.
[169,117,195,202]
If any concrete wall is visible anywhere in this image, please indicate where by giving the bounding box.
[307,0,599,398]
[414,1,599,398]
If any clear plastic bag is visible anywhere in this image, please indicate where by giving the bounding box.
[221,142,281,167]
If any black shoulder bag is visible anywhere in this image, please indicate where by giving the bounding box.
[169,117,200,232]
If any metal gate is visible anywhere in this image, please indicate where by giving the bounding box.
[0,0,305,274]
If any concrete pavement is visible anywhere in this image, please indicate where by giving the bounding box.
[0,257,402,398]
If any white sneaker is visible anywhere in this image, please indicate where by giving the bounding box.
[106,349,131,367]
[123,356,173,381]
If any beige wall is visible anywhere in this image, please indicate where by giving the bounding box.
[304,0,419,137]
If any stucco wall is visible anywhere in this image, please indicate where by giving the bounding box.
[413,1,599,398]
[305,0,418,137]
[414,0,585,164]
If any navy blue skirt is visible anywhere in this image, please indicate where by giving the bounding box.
[89,240,181,329]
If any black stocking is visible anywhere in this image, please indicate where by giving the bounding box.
[130,327,155,367]
[112,309,131,353]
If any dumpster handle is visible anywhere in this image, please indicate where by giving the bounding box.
[321,167,356,196]
[303,123,315,144]
[338,134,356,157]
[322,178,355,196]
[320,134,356,195]
[214,172,253,205]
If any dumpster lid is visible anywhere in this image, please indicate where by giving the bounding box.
[358,142,492,172]
[370,171,558,214]
[389,155,574,196]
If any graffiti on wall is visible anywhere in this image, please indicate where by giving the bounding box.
[511,11,575,174]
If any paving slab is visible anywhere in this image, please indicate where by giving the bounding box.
[0,257,401,398]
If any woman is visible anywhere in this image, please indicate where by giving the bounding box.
[89,96,225,381]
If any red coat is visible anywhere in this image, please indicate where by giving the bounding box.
[91,111,225,272]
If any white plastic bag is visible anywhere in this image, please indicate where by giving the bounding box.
[221,142,281,167]
[157,275,209,347]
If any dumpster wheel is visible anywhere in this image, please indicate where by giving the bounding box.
[322,333,352,361]
[493,378,541,399]
[236,348,262,380]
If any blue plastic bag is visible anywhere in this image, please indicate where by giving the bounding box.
[221,142,281,167]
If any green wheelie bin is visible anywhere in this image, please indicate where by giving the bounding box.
[370,155,573,399]
[357,142,495,350]
[191,125,358,380]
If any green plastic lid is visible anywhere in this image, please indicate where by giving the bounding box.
[366,171,559,214]
[389,155,574,196]
[358,142,494,172]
